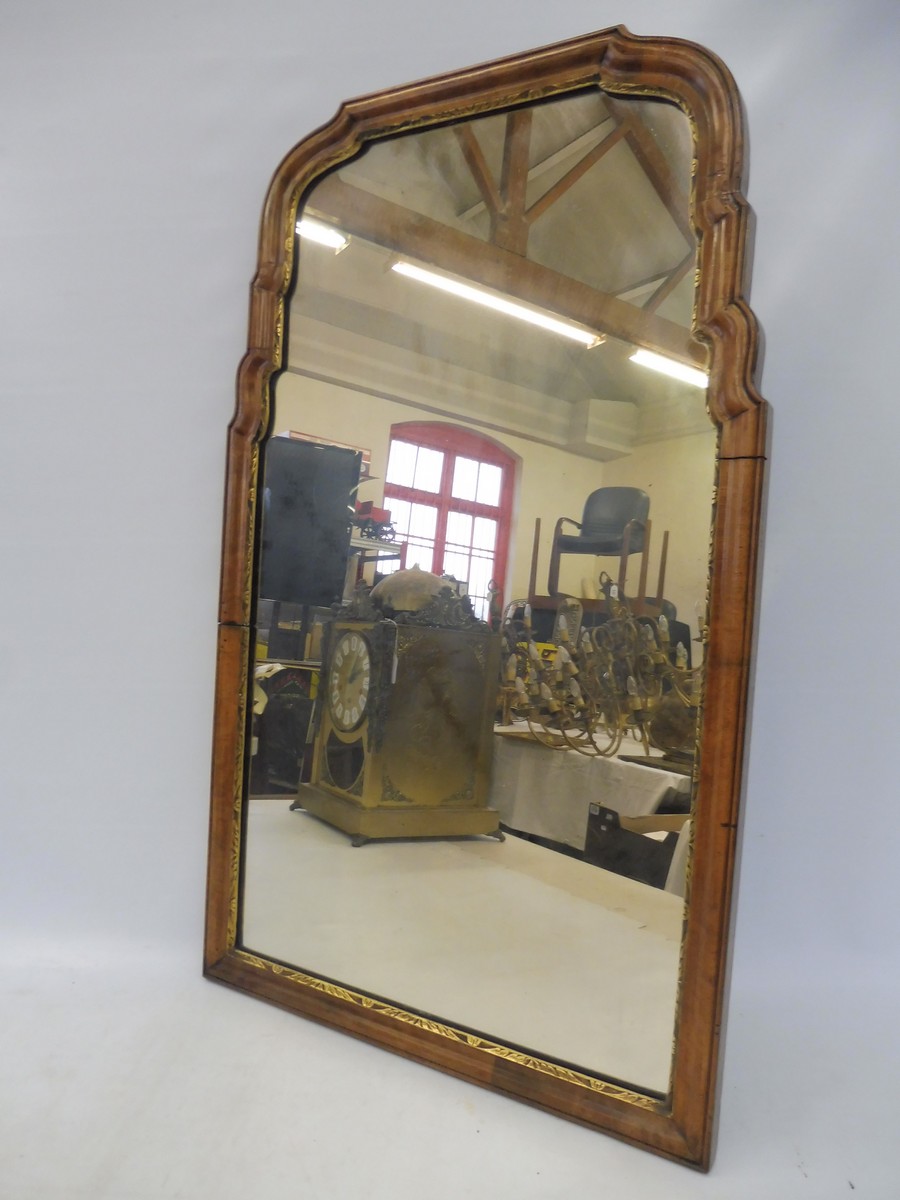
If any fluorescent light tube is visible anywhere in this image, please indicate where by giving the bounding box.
[391,261,603,347]
[629,348,708,389]
[296,218,349,252]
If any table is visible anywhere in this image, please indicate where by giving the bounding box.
[489,727,691,852]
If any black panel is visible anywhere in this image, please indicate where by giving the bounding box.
[583,805,677,889]
[259,438,361,607]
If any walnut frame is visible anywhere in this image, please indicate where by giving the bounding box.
[205,25,766,1170]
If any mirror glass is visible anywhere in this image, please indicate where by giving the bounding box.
[239,87,715,1097]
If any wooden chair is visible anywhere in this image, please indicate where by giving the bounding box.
[547,487,650,597]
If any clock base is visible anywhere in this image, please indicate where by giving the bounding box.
[293,783,502,843]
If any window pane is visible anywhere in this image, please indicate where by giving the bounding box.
[408,503,437,540]
[469,595,489,620]
[443,550,470,584]
[389,499,435,572]
[386,441,417,486]
[451,456,479,501]
[388,499,411,536]
[406,542,434,573]
[476,462,502,507]
[445,511,472,548]
[413,446,443,493]
[468,556,493,599]
[472,516,497,551]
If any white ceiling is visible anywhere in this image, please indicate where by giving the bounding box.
[288,87,712,459]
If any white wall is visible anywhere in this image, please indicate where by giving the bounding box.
[602,428,717,623]
[275,370,612,600]
[276,375,715,611]
[4,2,900,1196]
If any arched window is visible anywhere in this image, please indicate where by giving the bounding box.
[381,422,517,619]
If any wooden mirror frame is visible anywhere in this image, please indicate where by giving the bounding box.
[205,25,766,1170]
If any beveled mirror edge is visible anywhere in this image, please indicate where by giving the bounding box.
[204,25,767,1170]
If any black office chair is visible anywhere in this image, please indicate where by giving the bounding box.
[547,486,650,596]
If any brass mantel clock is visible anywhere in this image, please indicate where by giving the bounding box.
[294,588,502,844]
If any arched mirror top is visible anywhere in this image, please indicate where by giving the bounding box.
[233,26,763,526]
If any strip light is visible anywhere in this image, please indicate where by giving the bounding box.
[630,348,708,389]
[391,261,603,348]
[296,217,349,253]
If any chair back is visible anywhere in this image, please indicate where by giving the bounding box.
[580,487,649,540]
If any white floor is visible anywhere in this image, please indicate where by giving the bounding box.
[4,942,898,1200]
[241,797,684,1094]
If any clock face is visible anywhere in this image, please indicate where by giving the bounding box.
[328,631,372,732]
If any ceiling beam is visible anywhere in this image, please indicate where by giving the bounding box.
[644,249,695,313]
[453,125,502,220]
[307,176,707,367]
[495,110,532,254]
[457,119,617,222]
[606,96,695,248]
[524,123,628,225]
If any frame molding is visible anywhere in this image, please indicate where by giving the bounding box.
[205,26,766,1169]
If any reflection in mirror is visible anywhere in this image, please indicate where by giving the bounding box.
[240,87,715,1097]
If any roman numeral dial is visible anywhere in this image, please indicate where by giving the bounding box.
[327,631,372,731]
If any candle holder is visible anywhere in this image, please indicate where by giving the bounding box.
[499,576,702,758]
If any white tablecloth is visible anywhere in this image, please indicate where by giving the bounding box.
[490,728,691,851]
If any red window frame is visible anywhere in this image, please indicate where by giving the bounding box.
[383,421,517,615]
